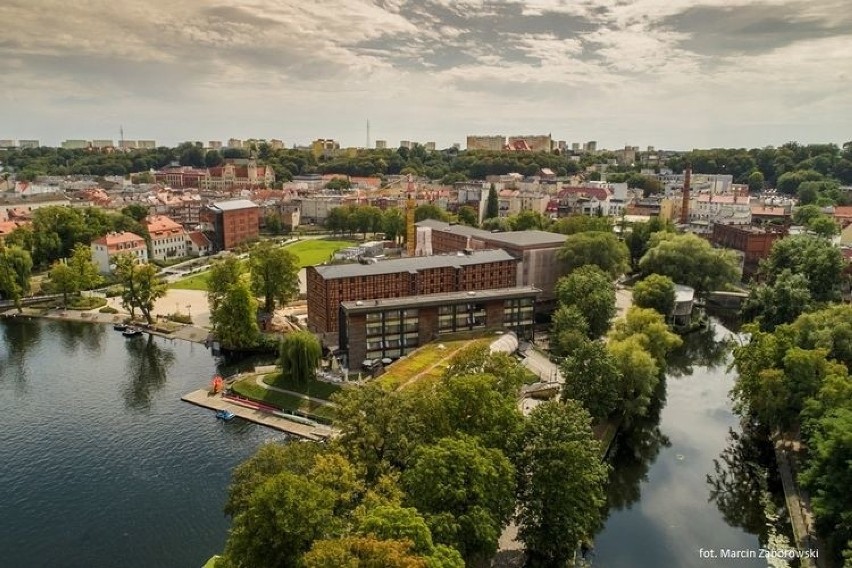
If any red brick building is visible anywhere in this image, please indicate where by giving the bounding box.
[307,249,519,335]
[711,223,787,278]
[201,199,260,251]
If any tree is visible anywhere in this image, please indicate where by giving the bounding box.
[113,257,165,325]
[559,340,622,422]
[549,305,589,358]
[555,265,616,338]
[207,256,244,313]
[511,210,550,231]
[551,214,612,235]
[48,262,78,308]
[747,170,765,192]
[480,216,512,232]
[558,231,628,278]
[249,241,299,313]
[608,307,682,368]
[121,203,149,222]
[264,213,283,235]
[639,232,739,296]
[741,269,812,331]
[0,245,33,308]
[303,537,427,568]
[485,185,498,220]
[280,330,322,384]
[632,274,676,317]
[212,281,260,350]
[515,401,607,567]
[383,208,407,243]
[402,436,515,564]
[807,215,839,237]
[67,243,101,291]
[761,234,843,302]
[414,204,449,223]
[792,204,824,226]
[607,336,661,420]
[221,472,337,568]
[456,205,478,227]
[357,506,435,555]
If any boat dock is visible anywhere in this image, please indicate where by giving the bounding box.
[181,389,334,441]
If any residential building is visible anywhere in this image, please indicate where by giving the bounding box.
[208,141,223,150]
[507,135,552,153]
[92,139,114,149]
[137,140,157,149]
[227,138,244,149]
[204,159,275,190]
[584,141,597,153]
[375,140,387,150]
[307,249,519,336]
[154,166,210,189]
[399,140,413,150]
[186,231,212,256]
[62,139,89,150]
[555,186,612,217]
[339,287,540,368]
[690,193,751,230]
[150,189,203,227]
[119,140,138,150]
[415,219,569,305]
[467,135,506,151]
[145,215,187,261]
[0,193,71,222]
[311,139,340,158]
[200,199,260,251]
[424,142,436,151]
[0,140,15,148]
[19,140,39,149]
[91,231,148,273]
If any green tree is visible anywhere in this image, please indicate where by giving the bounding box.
[549,305,590,358]
[632,274,676,317]
[67,243,101,291]
[608,306,682,368]
[279,330,322,384]
[357,506,435,555]
[741,269,812,331]
[402,435,515,564]
[414,204,449,223]
[222,472,337,568]
[511,210,550,231]
[558,231,629,278]
[551,214,612,235]
[480,216,512,232]
[264,213,283,235]
[639,232,739,296]
[212,281,260,350]
[559,340,622,422]
[383,208,407,243]
[47,260,80,307]
[807,215,839,237]
[249,241,299,313]
[792,204,824,226]
[0,245,33,308]
[515,400,607,567]
[121,203,150,222]
[120,261,166,324]
[303,536,427,568]
[207,256,244,313]
[761,234,843,302]
[608,336,661,420]
[555,265,616,338]
[456,205,478,227]
[747,170,765,192]
[485,185,498,220]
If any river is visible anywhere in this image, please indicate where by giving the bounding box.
[0,318,285,568]
[592,319,794,567]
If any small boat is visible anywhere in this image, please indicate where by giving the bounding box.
[122,327,143,337]
[113,323,128,331]
[215,409,236,421]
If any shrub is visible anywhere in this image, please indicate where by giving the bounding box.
[166,312,193,324]
[99,306,119,314]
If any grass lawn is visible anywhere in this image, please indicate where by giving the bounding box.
[376,337,493,391]
[168,238,356,291]
[231,377,336,422]
[262,372,342,400]
[286,238,357,268]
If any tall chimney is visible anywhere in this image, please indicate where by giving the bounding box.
[679,168,691,225]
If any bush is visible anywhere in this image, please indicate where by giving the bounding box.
[104,285,124,298]
[166,312,193,324]
[99,306,119,314]
[67,296,107,310]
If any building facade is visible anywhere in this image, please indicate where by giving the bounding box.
[307,249,519,336]
[145,215,187,261]
[711,223,787,278]
[466,135,506,151]
[201,199,260,251]
[339,287,539,368]
[91,231,149,273]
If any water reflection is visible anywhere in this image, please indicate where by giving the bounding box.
[604,378,671,514]
[50,319,106,356]
[0,317,42,393]
[123,334,175,410]
[666,322,734,378]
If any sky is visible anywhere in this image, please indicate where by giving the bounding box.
[1,0,850,151]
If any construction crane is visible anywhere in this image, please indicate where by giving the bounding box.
[406,174,416,256]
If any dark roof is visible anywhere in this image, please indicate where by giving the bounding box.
[313,249,515,280]
[209,199,258,211]
[340,286,540,313]
[416,219,567,248]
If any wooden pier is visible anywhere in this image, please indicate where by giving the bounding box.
[181,389,334,441]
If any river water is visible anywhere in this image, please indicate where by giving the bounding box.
[592,319,792,567]
[0,318,285,568]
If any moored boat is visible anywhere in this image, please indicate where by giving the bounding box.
[122,327,143,337]
[215,409,236,421]
[113,323,128,331]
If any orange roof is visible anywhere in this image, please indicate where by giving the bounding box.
[833,206,852,218]
[145,215,184,237]
[0,220,29,235]
[187,231,210,247]
[92,231,146,248]
[751,205,788,216]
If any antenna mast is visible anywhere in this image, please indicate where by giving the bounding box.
[366,119,370,149]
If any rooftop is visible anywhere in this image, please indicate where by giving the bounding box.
[92,231,146,247]
[341,286,541,313]
[209,199,258,212]
[417,219,567,248]
[313,249,515,279]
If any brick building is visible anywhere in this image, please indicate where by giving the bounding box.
[416,220,568,305]
[711,224,787,278]
[339,287,539,368]
[201,199,260,251]
[154,166,210,189]
[307,249,518,336]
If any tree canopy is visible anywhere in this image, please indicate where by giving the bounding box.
[555,265,617,338]
[558,231,629,278]
[279,331,322,384]
[760,234,843,302]
[639,232,739,296]
[632,274,676,317]
[249,241,299,313]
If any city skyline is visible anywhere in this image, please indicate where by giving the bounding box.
[1,0,850,150]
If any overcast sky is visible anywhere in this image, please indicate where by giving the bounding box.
[2,0,850,150]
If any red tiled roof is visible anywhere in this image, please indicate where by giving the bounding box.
[558,186,610,201]
[833,206,852,218]
[92,231,146,248]
[0,220,29,235]
[187,231,210,247]
[145,215,184,237]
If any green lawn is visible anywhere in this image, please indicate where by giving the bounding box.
[168,238,356,291]
[231,377,337,422]
[376,338,493,390]
[262,372,342,400]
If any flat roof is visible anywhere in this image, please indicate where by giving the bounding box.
[341,286,541,313]
[210,199,258,211]
[313,249,516,280]
[417,219,567,248]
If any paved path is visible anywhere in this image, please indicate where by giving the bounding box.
[253,376,337,407]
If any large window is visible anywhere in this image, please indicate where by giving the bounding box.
[504,297,535,338]
[361,308,420,361]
